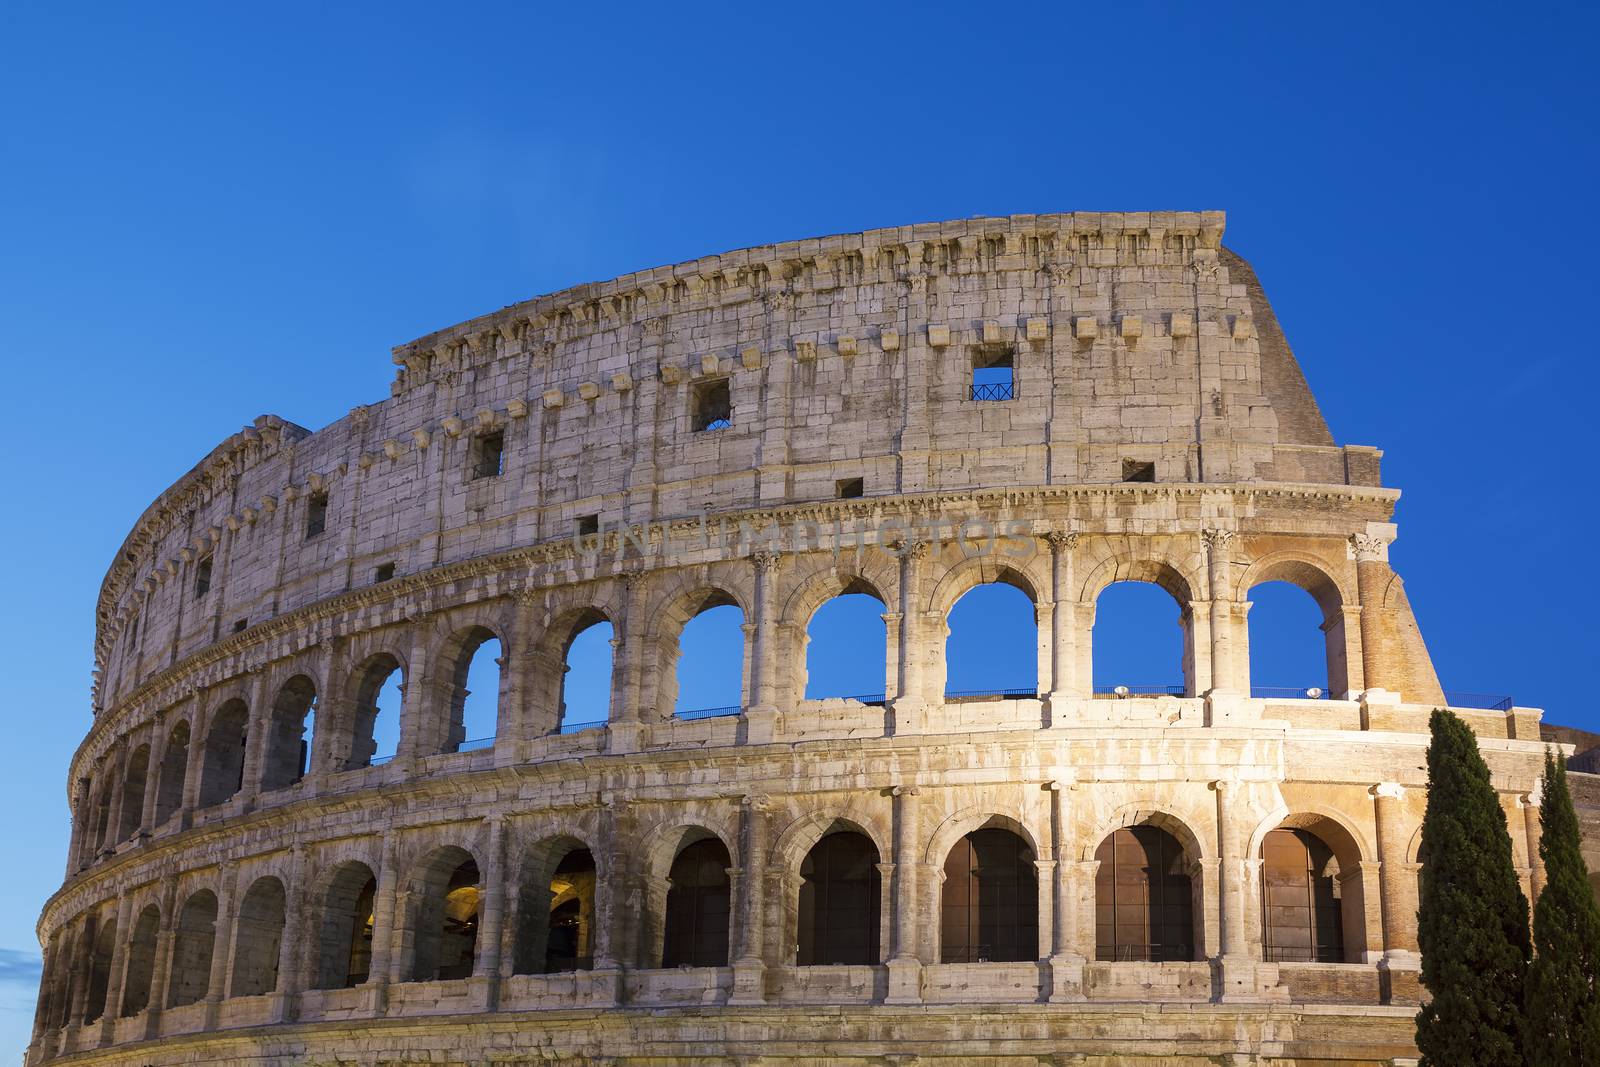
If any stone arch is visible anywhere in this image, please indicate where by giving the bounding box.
[1240,550,1354,697]
[773,807,892,874]
[87,772,116,859]
[346,651,406,769]
[636,819,739,969]
[932,559,1045,699]
[198,697,250,808]
[427,618,508,754]
[511,831,601,975]
[261,674,318,792]
[229,876,286,997]
[311,859,379,990]
[1080,554,1200,697]
[646,581,751,720]
[166,887,219,1008]
[153,717,191,827]
[937,822,1040,964]
[1080,803,1211,864]
[82,912,117,1024]
[923,807,1041,869]
[119,902,162,1016]
[1245,804,1371,869]
[780,564,893,705]
[793,819,884,966]
[535,603,620,735]
[116,744,151,843]
[402,843,482,983]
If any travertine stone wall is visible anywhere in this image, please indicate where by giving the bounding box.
[33,213,1594,1067]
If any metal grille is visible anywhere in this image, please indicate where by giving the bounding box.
[970,382,1015,401]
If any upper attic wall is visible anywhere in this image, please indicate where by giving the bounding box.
[92,211,1377,710]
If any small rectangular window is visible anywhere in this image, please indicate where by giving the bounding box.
[692,379,732,432]
[472,431,505,480]
[575,514,599,537]
[1122,460,1156,483]
[836,477,864,499]
[306,492,329,538]
[232,618,248,634]
[374,562,396,583]
[193,555,213,599]
[971,349,1015,401]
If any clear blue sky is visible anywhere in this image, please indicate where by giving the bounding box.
[2,2,1597,1057]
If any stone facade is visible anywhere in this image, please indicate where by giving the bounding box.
[29,212,1599,1066]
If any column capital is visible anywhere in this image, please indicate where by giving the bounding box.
[891,784,919,798]
[1200,528,1236,552]
[749,550,781,572]
[1372,782,1405,800]
[1349,532,1392,563]
[1045,529,1079,552]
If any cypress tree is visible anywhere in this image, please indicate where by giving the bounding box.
[1415,707,1530,1066]
[1525,751,1600,1064]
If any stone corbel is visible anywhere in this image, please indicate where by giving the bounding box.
[382,440,402,461]
[440,416,465,438]
[542,389,565,410]
[410,428,432,450]
[698,353,720,376]
[577,382,601,402]
[981,319,1003,345]
[927,324,950,347]
[1170,313,1194,338]
[506,398,528,419]
[660,365,684,385]
[1074,316,1098,340]
[880,328,900,352]
[794,339,816,363]
[610,373,633,392]
[1120,316,1143,342]
[834,336,856,358]
[1025,317,1049,341]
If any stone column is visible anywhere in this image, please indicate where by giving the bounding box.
[1372,783,1419,960]
[474,817,507,1009]
[608,571,650,752]
[1201,530,1239,697]
[729,794,769,1004]
[140,717,167,836]
[1048,778,1087,1001]
[99,894,135,1045]
[1044,531,1082,718]
[366,834,400,1010]
[745,551,782,742]
[179,697,207,828]
[271,846,308,1023]
[886,785,922,1003]
[61,916,96,1041]
[498,595,539,755]
[1520,790,1544,905]
[65,778,91,877]
[203,873,237,1029]
[143,875,180,1038]
[1214,780,1244,958]
[1351,532,1394,698]
[890,538,931,733]
[238,669,275,807]
[397,621,433,763]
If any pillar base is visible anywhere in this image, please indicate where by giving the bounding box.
[360,979,389,1016]
[1043,693,1090,728]
[1378,951,1422,1005]
[582,966,622,1007]
[727,957,767,1005]
[1213,955,1288,1003]
[886,698,926,736]
[1046,952,1087,1002]
[607,720,646,754]
[743,706,781,745]
[1204,690,1252,725]
[884,956,923,1004]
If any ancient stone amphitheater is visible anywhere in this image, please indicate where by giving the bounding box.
[29,212,1600,1066]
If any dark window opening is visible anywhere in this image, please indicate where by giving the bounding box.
[575,514,599,538]
[971,348,1015,401]
[835,477,864,499]
[692,379,732,432]
[1261,829,1346,963]
[193,555,212,599]
[661,838,732,967]
[232,618,248,633]
[128,617,138,646]
[306,492,329,538]
[1094,826,1194,962]
[1121,460,1155,483]
[940,828,1038,963]
[472,431,505,479]
[797,830,880,966]
[374,562,396,583]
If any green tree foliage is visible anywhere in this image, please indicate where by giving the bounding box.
[1416,708,1530,1066]
[1525,751,1600,1064]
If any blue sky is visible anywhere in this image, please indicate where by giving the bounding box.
[2,1,1597,1058]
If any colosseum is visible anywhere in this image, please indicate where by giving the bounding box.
[27,211,1600,1066]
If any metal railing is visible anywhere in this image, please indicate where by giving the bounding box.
[458,735,495,751]
[970,382,1015,401]
[675,704,742,721]
[1250,686,1331,700]
[557,719,606,735]
[1443,691,1514,711]
[945,686,1039,700]
[1092,684,1186,696]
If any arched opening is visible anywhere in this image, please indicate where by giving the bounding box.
[1094,825,1195,962]
[313,862,377,989]
[198,699,249,808]
[88,779,114,857]
[1260,828,1346,963]
[166,889,218,1007]
[797,829,881,966]
[558,616,615,733]
[262,675,317,792]
[661,837,732,967]
[803,589,888,700]
[408,848,480,982]
[1246,573,1345,698]
[153,720,189,827]
[116,745,150,842]
[83,918,117,1024]
[512,840,597,974]
[351,654,404,768]
[940,826,1038,963]
[674,597,745,719]
[37,931,67,1033]
[944,580,1038,699]
[43,930,73,1030]
[229,877,286,997]
[119,905,161,1016]
[450,629,502,752]
[1092,582,1187,696]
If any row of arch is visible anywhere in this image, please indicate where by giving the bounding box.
[39,810,1370,1039]
[76,558,1350,871]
